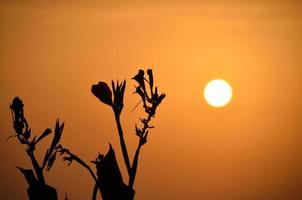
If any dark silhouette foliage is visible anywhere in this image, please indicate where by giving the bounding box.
[9,97,65,200]
[8,68,165,200]
[58,69,165,200]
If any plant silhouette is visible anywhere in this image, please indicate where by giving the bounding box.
[56,69,166,200]
[9,97,65,200]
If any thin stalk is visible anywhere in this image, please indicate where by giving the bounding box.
[69,154,97,182]
[67,154,100,199]
[128,143,142,188]
[92,183,99,200]
[129,113,152,188]
[28,150,45,185]
[114,112,131,176]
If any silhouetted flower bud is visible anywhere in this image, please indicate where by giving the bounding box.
[132,69,145,91]
[147,69,153,94]
[11,97,24,113]
[132,70,144,83]
[91,82,113,106]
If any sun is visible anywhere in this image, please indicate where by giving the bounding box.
[204,79,232,107]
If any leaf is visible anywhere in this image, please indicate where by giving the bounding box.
[46,151,57,171]
[147,69,154,94]
[135,86,145,101]
[44,122,63,170]
[42,149,50,169]
[35,128,52,144]
[31,136,36,143]
[111,80,116,97]
[135,124,141,137]
[48,120,64,157]
[58,148,68,155]
[120,80,126,104]
[63,156,73,166]
[140,131,148,145]
[156,93,166,105]
[6,134,18,141]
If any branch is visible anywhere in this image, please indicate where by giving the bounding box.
[27,150,45,184]
[129,69,166,188]
[71,156,97,183]
[60,148,97,183]
[129,113,152,188]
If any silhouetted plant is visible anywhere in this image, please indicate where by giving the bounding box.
[9,97,65,200]
[58,69,165,200]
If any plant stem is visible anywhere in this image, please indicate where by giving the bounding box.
[129,113,152,188]
[28,151,45,185]
[129,143,142,188]
[114,112,131,176]
[70,154,97,182]
[92,183,98,200]
[67,153,101,199]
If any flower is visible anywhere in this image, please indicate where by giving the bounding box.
[11,97,24,114]
[91,82,113,106]
[132,69,145,91]
[111,80,126,114]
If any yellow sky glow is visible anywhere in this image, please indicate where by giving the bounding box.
[0,1,302,199]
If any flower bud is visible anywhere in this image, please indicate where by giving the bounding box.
[91,82,113,106]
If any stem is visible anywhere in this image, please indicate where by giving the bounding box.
[129,113,152,188]
[92,183,98,200]
[129,143,142,188]
[142,114,152,133]
[68,153,100,200]
[70,154,98,183]
[28,151,45,185]
[114,112,131,176]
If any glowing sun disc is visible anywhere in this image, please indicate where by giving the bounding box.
[204,79,232,107]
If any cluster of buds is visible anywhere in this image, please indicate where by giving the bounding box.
[90,69,165,193]
[132,69,166,145]
[9,96,65,198]
[133,69,165,117]
[9,97,64,172]
[10,97,30,144]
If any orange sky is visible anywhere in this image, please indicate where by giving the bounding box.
[1,1,302,199]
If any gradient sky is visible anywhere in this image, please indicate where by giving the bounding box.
[1,1,302,199]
